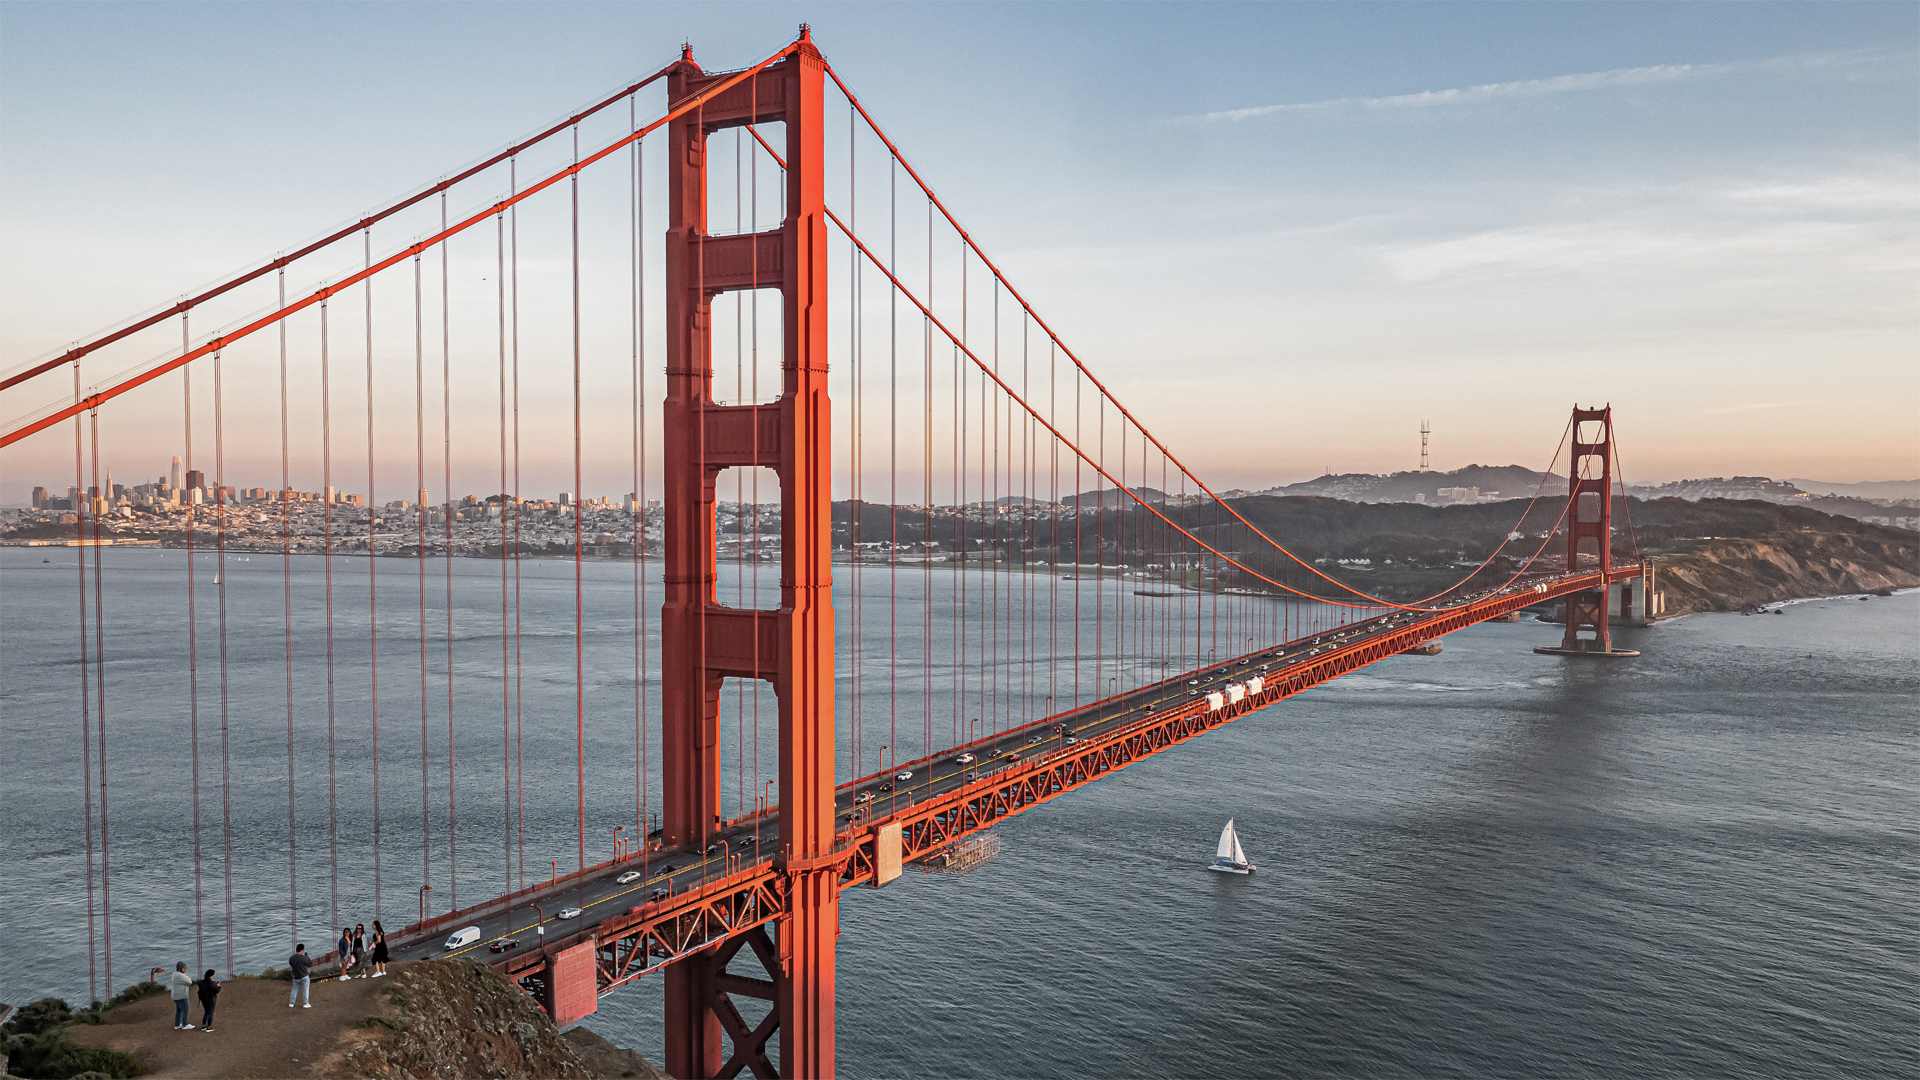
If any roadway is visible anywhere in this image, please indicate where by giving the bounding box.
[402,574,1562,967]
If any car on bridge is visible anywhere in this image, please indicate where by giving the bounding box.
[558,907,582,920]
[895,770,914,781]
[444,926,481,950]
[878,782,893,792]
[650,887,670,902]
[488,937,519,953]
[617,871,643,884]
[855,790,875,804]
[953,753,976,764]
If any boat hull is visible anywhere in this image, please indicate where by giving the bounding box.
[1207,863,1253,875]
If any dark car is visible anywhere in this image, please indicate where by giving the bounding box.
[488,937,519,953]
[650,887,670,902]
[879,782,893,792]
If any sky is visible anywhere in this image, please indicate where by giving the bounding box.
[2,1,1915,505]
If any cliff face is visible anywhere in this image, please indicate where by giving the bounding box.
[1652,532,1917,616]
[315,961,587,1079]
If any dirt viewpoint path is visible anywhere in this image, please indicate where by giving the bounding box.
[68,968,390,1078]
[66,961,661,1079]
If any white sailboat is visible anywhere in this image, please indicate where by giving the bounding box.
[1208,818,1254,874]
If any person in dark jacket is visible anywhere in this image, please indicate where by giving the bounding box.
[288,943,312,1007]
[351,923,367,978]
[196,969,220,1031]
[337,927,352,978]
[369,920,390,977]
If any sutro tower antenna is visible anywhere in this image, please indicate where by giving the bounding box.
[1420,420,1430,472]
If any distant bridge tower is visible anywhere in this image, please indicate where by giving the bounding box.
[1419,420,1430,472]
[1547,404,1631,656]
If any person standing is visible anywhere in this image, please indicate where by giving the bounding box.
[288,943,312,1008]
[196,969,221,1032]
[351,923,367,978]
[169,962,193,1029]
[369,921,390,978]
[336,927,352,979]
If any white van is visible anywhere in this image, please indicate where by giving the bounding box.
[444,926,481,950]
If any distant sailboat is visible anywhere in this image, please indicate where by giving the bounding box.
[1208,818,1254,874]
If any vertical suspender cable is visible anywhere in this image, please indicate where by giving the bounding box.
[416,252,431,913]
[366,229,382,923]
[75,362,99,1006]
[322,299,339,938]
[442,195,457,911]
[280,268,299,947]
[889,155,897,770]
[213,344,235,977]
[511,157,525,890]
[184,317,204,974]
[641,102,656,841]
[735,128,746,820]
[500,203,511,892]
[989,281,997,734]
[923,194,933,768]
[635,130,650,856]
[847,105,860,781]
[89,406,113,994]
[573,124,587,878]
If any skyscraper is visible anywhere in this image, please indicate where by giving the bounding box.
[171,456,183,489]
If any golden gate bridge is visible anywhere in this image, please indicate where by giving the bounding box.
[1,27,1649,1079]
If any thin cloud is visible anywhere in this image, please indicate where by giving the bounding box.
[1194,50,1880,122]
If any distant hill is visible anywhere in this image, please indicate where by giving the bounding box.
[1785,478,1920,500]
[1260,465,1559,504]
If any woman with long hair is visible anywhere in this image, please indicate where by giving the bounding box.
[370,919,390,977]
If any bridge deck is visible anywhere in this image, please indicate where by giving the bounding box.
[366,567,1635,1001]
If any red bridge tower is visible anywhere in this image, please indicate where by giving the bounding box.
[662,30,837,1079]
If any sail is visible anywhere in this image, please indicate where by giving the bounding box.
[1217,819,1238,860]
[1228,828,1247,866]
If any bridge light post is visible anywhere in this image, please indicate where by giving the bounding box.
[615,825,628,861]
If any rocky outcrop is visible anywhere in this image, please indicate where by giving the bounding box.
[310,961,663,1080]
[1650,532,1917,615]
[314,961,585,1079]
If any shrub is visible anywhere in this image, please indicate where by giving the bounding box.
[4,998,72,1037]
[34,1039,146,1078]
[1,997,147,1079]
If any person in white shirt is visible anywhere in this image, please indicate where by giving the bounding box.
[168,962,193,1030]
